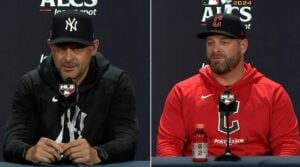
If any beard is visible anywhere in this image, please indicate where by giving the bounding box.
[207,53,241,75]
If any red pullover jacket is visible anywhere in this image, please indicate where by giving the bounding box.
[157,63,300,156]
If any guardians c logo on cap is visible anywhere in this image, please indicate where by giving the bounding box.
[197,13,246,39]
[212,15,223,28]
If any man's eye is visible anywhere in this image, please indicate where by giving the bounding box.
[221,41,229,44]
[57,46,66,50]
[206,41,213,45]
[73,47,83,51]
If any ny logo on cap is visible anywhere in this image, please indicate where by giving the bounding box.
[212,15,223,28]
[65,17,78,32]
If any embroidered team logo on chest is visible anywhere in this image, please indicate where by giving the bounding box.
[218,101,241,134]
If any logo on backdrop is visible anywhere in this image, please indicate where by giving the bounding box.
[39,0,99,15]
[201,0,253,30]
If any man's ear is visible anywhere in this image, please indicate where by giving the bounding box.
[240,39,248,55]
[91,39,100,56]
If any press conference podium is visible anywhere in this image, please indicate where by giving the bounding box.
[152,156,300,167]
[0,160,150,167]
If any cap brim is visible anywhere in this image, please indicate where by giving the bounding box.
[197,30,239,39]
[49,37,93,45]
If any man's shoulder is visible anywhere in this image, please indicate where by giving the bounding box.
[175,73,202,88]
[254,72,282,89]
[94,52,126,82]
[14,69,44,93]
[102,64,126,82]
[248,70,288,98]
[20,69,42,85]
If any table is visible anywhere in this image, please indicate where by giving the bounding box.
[0,161,150,167]
[152,156,300,167]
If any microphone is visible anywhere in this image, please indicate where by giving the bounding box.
[59,77,77,108]
[58,78,79,143]
[59,78,76,98]
[215,89,241,161]
[219,90,237,114]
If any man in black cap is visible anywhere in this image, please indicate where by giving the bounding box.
[3,10,138,165]
[157,13,300,156]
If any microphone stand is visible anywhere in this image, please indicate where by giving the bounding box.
[59,77,77,143]
[215,91,241,161]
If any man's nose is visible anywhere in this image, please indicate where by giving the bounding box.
[64,48,75,61]
[212,43,221,53]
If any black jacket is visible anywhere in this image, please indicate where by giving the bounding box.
[3,53,138,164]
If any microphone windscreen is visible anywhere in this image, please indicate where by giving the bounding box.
[66,77,73,84]
[59,78,76,98]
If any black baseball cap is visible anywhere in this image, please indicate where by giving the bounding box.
[197,13,246,39]
[49,10,94,45]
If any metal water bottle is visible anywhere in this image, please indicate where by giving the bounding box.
[192,123,208,162]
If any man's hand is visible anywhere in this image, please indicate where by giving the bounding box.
[63,138,101,165]
[25,137,63,164]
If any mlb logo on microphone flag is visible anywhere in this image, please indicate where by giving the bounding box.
[59,84,75,97]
